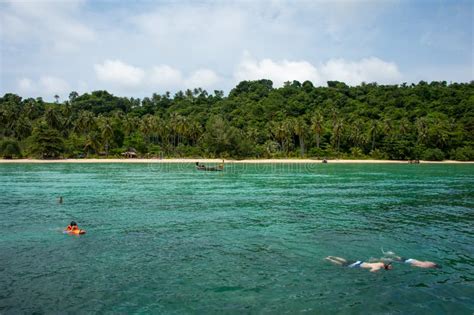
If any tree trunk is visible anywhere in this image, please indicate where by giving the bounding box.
[299,136,305,157]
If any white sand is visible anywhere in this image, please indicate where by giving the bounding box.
[0,158,471,164]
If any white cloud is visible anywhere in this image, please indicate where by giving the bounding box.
[235,53,322,87]
[40,76,70,95]
[0,0,95,51]
[95,60,220,91]
[150,65,183,87]
[2,0,471,100]
[321,57,402,85]
[18,78,34,92]
[185,69,219,89]
[17,75,70,98]
[94,59,145,87]
[234,54,402,87]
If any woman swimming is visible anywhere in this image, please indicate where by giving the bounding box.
[325,256,392,272]
[381,250,440,268]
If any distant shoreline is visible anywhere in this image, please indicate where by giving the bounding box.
[0,158,472,164]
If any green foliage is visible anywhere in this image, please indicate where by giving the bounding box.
[369,149,389,160]
[421,148,445,161]
[28,121,64,158]
[1,80,473,160]
[450,146,474,161]
[124,133,147,154]
[0,138,21,158]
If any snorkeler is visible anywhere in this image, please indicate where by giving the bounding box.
[325,256,392,272]
[381,250,440,268]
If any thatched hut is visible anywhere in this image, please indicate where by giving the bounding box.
[122,148,137,158]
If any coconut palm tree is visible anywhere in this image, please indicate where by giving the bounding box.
[293,117,308,157]
[99,117,114,156]
[74,110,96,135]
[123,114,139,137]
[348,118,365,149]
[44,107,62,130]
[140,114,155,144]
[367,119,380,151]
[331,117,344,152]
[83,132,100,156]
[415,117,428,145]
[61,104,74,137]
[310,111,324,149]
[188,119,203,146]
[176,115,189,146]
[269,120,292,154]
[14,114,32,140]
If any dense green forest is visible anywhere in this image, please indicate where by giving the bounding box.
[1,80,473,160]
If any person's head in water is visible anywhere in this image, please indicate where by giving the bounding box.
[70,221,77,227]
[384,263,393,270]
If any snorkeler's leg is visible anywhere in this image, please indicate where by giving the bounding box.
[325,256,347,265]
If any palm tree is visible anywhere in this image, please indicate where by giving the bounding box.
[430,115,450,149]
[188,120,203,146]
[245,127,259,144]
[140,115,155,144]
[0,106,16,137]
[14,114,32,140]
[44,107,62,130]
[270,120,293,154]
[331,117,344,152]
[283,119,295,154]
[381,117,393,141]
[123,114,139,137]
[293,117,308,157]
[415,117,428,145]
[154,116,167,146]
[348,118,365,149]
[367,119,380,151]
[169,113,180,147]
[310,111,324,148]
[74,111,96,135]
[83,132,100,156]
[176,115,189,146]
[398,118,411,138]
[99,117,114,156]
[61,104,74,137]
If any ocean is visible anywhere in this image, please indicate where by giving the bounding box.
[0,163,473,313]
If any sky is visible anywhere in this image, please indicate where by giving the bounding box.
[0,0,472,101]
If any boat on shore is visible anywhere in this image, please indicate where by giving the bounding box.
[195,161,224,171]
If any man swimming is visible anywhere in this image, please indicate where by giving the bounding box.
[382,251,440,268]
[325,256,392,272]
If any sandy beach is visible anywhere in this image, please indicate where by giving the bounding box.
[0,158,471,164]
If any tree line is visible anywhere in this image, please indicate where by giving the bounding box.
[0,80,473,160]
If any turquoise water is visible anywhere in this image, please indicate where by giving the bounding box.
[0,163,473,314]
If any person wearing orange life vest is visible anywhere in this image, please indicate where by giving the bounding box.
[65,221,85,234]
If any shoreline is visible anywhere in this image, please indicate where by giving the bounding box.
[0,158,472,164]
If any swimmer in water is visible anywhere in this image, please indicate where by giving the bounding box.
[65,221,78,231]
[381,250,440,268]
[325,256,392,272]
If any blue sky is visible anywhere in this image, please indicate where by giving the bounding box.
[0,0,472,101]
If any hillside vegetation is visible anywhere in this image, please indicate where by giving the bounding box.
[1,80,473,160]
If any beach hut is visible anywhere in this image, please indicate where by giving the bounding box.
[122,148,137,158]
